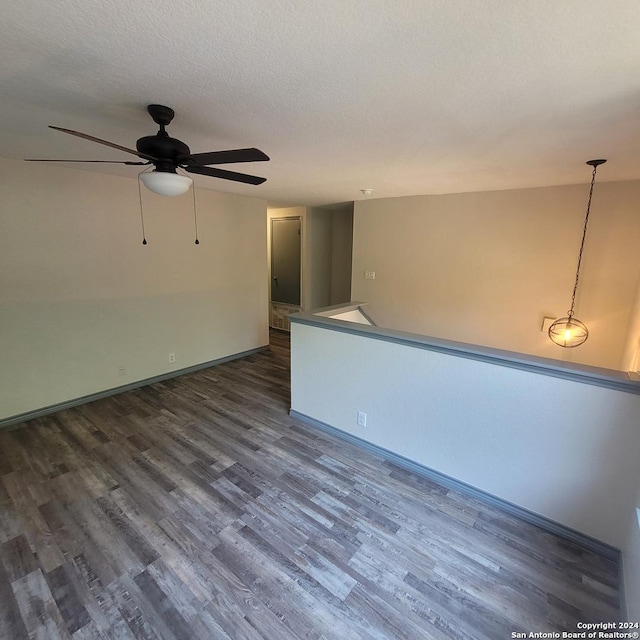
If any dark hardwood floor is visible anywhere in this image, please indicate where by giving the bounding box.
[0,329,619,639]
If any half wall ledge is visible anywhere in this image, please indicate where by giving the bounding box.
[290,303,640,395]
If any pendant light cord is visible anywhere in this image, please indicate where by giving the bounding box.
[567,162,600,319]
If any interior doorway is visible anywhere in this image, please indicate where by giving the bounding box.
[270,216,301,329]
[267,204,354,330]
[271,217,301,305]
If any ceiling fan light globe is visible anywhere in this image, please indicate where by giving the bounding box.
[140,171,192,196]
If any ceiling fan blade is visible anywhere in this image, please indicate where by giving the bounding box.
[186,165,266,185]
[181,148,270,165]
[49,126,158,162]
[24,158,149,165]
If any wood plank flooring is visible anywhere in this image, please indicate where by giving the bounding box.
[0,330,620,639]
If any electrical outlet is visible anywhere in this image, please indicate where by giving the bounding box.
[168,353,176,364]
[364,270,376,280]
[357,411,367,427]
[118,367,126,377]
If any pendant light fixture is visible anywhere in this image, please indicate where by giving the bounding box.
[548,159,606,348]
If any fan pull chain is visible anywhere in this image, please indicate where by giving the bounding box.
[137,171,148,245]
[190,177,200,245]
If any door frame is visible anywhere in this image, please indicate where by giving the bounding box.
[268,214,303,330]
[270,215,302,306]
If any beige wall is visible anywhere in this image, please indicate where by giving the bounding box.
[622,274,640,372]
[330,206,354,305]
[351,181,640,370]
[0,157,268,420]
[306,207,333,310]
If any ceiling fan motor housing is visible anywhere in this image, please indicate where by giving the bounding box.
[136,135,190,172]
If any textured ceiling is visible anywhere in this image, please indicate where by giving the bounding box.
[2,0,640,206]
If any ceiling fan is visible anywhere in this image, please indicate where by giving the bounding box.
[25,104,270,196]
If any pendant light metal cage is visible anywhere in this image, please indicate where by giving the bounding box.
[548,316,589,348]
